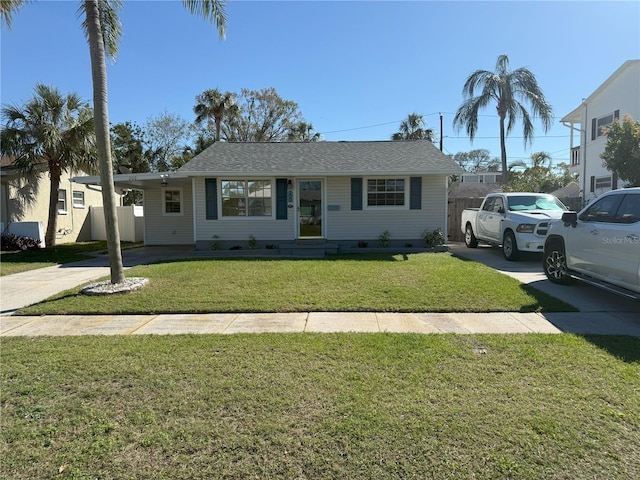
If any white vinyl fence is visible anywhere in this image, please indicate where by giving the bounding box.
[90,205,144,243]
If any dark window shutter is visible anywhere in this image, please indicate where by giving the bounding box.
[591,118,597,140]
[612,173,618,190]
[614,109,620,121]
[276,178,287,220]
[351,178,363,210]
[590,176,595,193]
[205,178,217,219]
[410,177,422,210]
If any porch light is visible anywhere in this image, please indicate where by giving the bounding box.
[160,174,168,187]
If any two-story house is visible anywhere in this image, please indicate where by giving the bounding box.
[561,59,640,203]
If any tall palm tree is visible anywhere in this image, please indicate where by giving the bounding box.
[194,89,237,142]
[1,84,97,246]
[391,113,435,142]
[3,0,227,284]
[453,54,554,184]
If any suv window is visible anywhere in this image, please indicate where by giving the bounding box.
[615,194,640,224]
[579,195,623,223]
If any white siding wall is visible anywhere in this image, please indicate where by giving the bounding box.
[91,205,144,242]
[143,183,194,245]
[193,177,296,244]
[325,176,447,241]
[581,62,640,199]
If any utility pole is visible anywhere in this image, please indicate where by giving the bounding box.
[439,113,443,151]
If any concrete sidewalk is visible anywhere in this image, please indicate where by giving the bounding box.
[2,246,640,337]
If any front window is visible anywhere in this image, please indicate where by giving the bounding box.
[162,188,183,215]
[366,178,405,206]
[57,189,67,213]
[72,190,85,208]
[221,180,272,217]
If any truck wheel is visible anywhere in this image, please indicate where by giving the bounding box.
[465,224,478,248]
[502,231,519,261]
[543,241,575,285]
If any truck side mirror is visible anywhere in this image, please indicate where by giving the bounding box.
[497,207,505,214]
[562,211,578,227]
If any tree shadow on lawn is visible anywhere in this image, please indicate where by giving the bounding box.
[581,335,640,363]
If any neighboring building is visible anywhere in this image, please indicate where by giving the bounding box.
[561,59,640,202]
[458,171,502,184]
[74,141,463,251]
[1,157,106,244]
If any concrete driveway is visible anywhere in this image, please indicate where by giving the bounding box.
[448,242,640,333]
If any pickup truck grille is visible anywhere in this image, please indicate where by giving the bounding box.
[535,221,551,236]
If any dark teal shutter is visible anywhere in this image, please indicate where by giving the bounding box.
[410,177,422,210]
[351,178,363,210]
[205,178,217,219]
[276,178,287,220]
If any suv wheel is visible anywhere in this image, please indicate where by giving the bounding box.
[543,241,575,285]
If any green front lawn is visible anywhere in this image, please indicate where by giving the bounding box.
[16,253,575,315]
[0,241,142,276]
[2,334,638,479]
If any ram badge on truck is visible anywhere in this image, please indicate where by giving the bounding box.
[461,192,568,261]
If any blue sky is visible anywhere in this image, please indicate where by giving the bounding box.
[2,0,639,166]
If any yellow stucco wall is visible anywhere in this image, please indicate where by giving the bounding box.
[1,169,107,244]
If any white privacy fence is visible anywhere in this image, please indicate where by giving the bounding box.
[90,205,144,242]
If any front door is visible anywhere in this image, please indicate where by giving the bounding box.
[298,180,323,237]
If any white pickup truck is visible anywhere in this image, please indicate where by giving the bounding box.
[461,192,568,260]
[543,187,640,300]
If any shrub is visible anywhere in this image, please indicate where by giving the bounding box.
[357,241,368,248]
[211,235,220,250]
[379,230,390,247]
[1,233,41,251]
[422,228,444,246]
[248,234,258,249]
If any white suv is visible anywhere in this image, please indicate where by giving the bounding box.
[543,187,640,300]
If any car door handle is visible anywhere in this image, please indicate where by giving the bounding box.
[627,234,639,241]
[590,229,600,235]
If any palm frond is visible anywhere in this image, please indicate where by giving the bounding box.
[78,0,123,60]
[182,0,227,39]
[0,0,26,29]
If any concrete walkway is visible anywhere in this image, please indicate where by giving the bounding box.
[2,246,639,337]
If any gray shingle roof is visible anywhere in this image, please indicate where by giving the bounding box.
[178,140,463,176]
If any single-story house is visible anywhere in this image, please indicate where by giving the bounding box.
[74,140,463,252]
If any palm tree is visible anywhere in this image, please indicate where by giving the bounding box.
[453,54,554,184]
[1,84,97,247]
[391,113,435,142]
[194,89,237,142]
[287,121,321,142]
[2,0,227,284]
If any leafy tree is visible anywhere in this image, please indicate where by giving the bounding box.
[600,114,640,187]
[453,54,554,184]
[391,113,435,142]
[287,121,321,142]
[110,122,149,174]
[224,87,304,142]
[144,112,191,171]
[506,151,562,193]
[452,149,499,172]
[1,84,97,246]
[193,89,237,142]
[3,0,227,283]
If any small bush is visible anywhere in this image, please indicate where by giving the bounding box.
[211,235,220,250]
[379,230,390,247]
[357,241,368,248]
[248,234,258,249]
[422,228,444,247]
[1,233,41,251]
